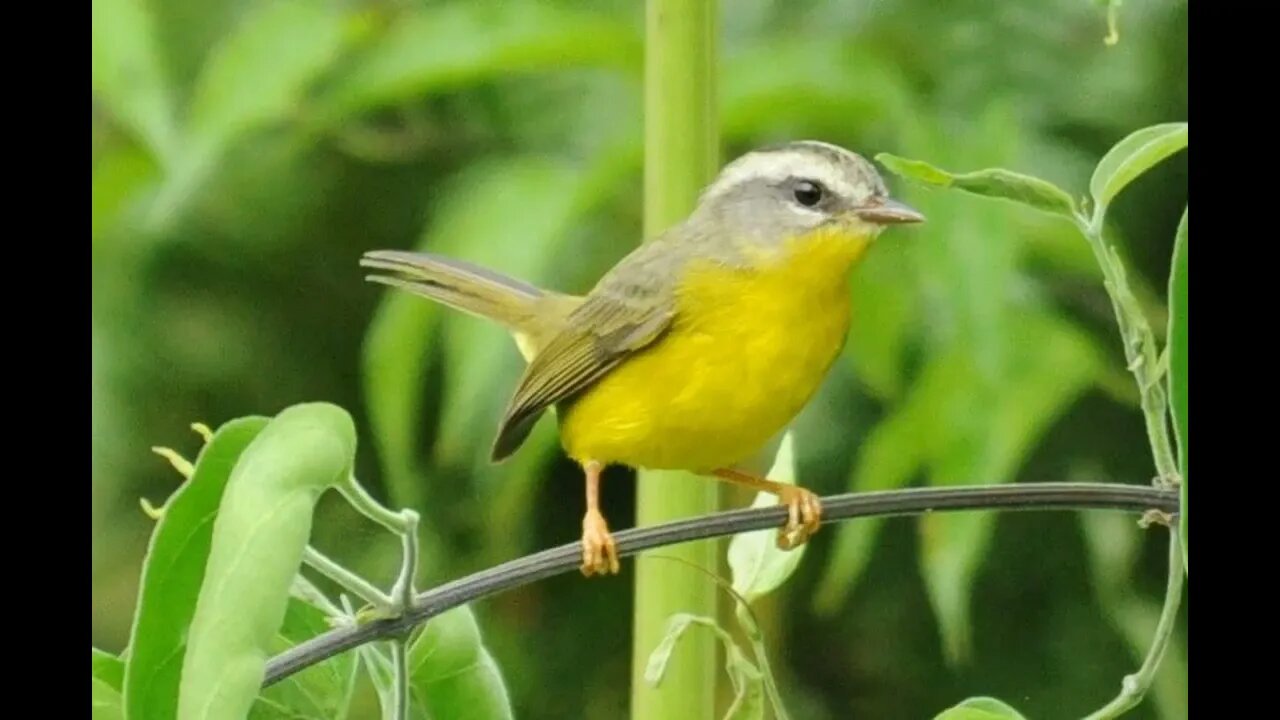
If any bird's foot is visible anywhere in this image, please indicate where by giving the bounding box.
[580,509,620,576]
[775,485,823,550]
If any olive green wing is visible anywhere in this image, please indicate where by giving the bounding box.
[489,293,674,461]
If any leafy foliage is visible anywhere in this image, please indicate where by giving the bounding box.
[92,0,1188,716]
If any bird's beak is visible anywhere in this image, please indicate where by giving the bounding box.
[853,197,925,225]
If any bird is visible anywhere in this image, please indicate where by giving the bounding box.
[361,140,924,577]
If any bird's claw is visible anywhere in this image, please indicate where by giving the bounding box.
[581,509,620,576]
[775,486,823,550]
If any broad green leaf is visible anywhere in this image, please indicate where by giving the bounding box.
[876,153,1077,218]
[728,433,805,604]
[93,676,125,720]
[91,0,177,161]
[1089,123,1187,214]
[92,647,125,693]
[1169,209,1188,571]
[318,3,640,121]
[123,416,270,720]
[408,606,514,720]
[934,696,1028,720]
[179,403,357,720]
[250,598,359,719]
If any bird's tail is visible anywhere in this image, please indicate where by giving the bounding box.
[361,250,569,358]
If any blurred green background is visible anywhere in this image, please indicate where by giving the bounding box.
[91,0,1187,717]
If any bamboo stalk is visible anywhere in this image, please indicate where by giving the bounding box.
[630,1,720,718]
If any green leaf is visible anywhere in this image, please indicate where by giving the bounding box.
[877,153,1077,218]
[123,416,271,720]
[93,648,127,718]
[645,614,764,720]
[728,433,805,604]
[934,696,1028,720]
[408,606,514,720]
[179,403,357,720]
[92,647,126,693]
[93,140,161,244]
[1089,123,1187,215]
[1169,209,1188,570]
[149,0,353,226]
[318,3,640,121]
[186,0,350,151]
[250,597,359,719]
[93,675,126,720]
[91,0,177,161]
[722,643,766,720]
[644,614,696,688]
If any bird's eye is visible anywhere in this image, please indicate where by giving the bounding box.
[793,180,824,207]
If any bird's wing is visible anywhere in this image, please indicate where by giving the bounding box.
[490,260,677,462]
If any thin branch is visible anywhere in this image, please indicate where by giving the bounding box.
[264,481,1178,687]
[301,546,394,614]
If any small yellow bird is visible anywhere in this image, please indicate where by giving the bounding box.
[362,141,923,576]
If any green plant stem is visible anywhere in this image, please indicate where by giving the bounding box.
[392,510,421,610]
[735,606,790,719]
[392,639,410,720]
[1076,212,1180,484]
[1084,528,1184,719]
[340,475,413,534]
[1075,205,1184,720]
[301,546,396,614]
[633,1,720,719]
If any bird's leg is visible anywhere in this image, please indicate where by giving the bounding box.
[710,468,823,550]
[580,460,620,576]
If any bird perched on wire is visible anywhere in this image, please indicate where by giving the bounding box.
[362,141,924,576]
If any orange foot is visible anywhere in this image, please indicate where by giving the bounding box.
[775,485,823,551]
[581,509,620,576]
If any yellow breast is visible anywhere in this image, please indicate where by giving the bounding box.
[559,227,872,471]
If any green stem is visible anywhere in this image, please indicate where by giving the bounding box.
[632,1,720,719]
[1077,213,1180,484]
[391,510,421,611]
[1084,528,1184,719]
[392,640,410,720]
[1075,206,1184,719]
[340,475,412,534]
[302,547,396,614]
[736,606,791,720]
